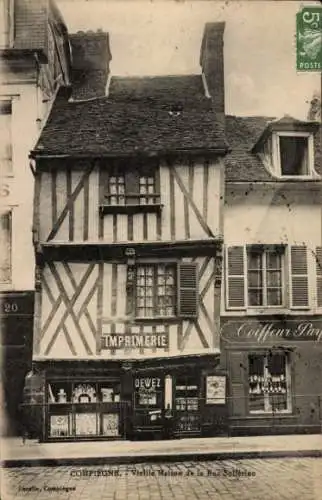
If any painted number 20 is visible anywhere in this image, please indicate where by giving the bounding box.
[3,303,18,313]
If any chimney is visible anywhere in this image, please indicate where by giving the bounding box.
[70,30,112,100]
[200,22,225,114]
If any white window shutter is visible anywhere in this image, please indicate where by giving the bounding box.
[290,246,309,308]
[316,247,322,307]
[177,262,198,318]
[226,246,246,309]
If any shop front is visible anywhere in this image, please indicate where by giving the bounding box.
[24,361,131,441]
[24,355,229,441]
[221,316,322,436]
[131,355,228,440]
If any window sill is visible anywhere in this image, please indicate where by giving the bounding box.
[224,308,311,315]
[249,410,292,415]
[134,316,178,323]
[99,204,163,215]
[133,316,196,323]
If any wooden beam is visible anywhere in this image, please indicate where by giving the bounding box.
[171,165,214,238]
[46,163,94,241]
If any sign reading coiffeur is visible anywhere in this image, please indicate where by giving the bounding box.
[221,319,322,343]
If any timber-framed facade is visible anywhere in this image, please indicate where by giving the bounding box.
[25,23,231,441]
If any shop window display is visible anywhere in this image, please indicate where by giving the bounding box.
[248,352,291,413]
[47,380,121,438]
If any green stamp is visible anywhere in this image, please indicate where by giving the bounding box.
[296,6,322,71]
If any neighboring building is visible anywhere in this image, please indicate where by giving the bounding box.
[0,0,71,436]
[221,114,322,435]
[26,24,230,442]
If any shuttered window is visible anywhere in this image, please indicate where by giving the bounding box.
[226,246,245,309]
[104,163,160,207]
[290,246,309,308]
[316,247,322,308]
[0,211,12,283]
[177,262,198,318]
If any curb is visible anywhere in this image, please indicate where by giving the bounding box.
[2,449,322,468]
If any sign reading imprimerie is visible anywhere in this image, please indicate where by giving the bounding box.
[101,333,169,349]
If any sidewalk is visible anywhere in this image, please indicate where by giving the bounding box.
[2,434,322,467]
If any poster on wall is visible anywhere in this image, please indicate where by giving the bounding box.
[206,376,226,404]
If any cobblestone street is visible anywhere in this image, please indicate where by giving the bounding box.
[2,458,322,500]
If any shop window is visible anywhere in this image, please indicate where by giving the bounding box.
[175,375,200,432]
[134,376,163,408]
[47,380,121,438]
[248,352,292,414]
[0,211,12,284]
[0,100,12,176]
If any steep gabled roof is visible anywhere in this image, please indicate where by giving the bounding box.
[33,75,228,156]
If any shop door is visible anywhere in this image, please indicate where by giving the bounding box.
[174,375,201,435]
[132,375,164,439]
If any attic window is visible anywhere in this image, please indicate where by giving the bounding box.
[279,136,309,176]
[275,132,314,178]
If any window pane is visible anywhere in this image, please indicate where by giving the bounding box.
[249,355,265,412]
[248,289,263,306]
[266,252,281,270]
[279,136,309,176]
[266,271,282,287]
[267,353,288,411]
[247,251,262,269]
[267,288,282,306]
[248,270,262,288]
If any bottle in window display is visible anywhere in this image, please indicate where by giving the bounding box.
[58,388,67,403]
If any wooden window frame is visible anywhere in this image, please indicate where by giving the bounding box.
[101,163,162,214]
[273,131,316,179]
[247,246,285,308]
[0,209,12,284]
[0,99,13,177]
[134,263,177,319]
[248,352,292,415]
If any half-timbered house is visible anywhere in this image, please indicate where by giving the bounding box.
[26,23,230,441]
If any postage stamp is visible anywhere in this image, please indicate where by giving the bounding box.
[296,5,322,71]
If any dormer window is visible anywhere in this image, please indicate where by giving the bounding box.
[252,116,319,180]
[278,133,311,177]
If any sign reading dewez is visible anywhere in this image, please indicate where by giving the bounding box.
[101,332,169,349]
[221,319,322,344]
